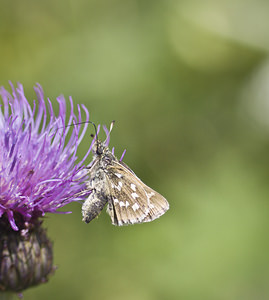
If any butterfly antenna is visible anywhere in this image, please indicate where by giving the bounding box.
[58,120,99,140]
[88,121,98,141]
[57,121,102,153]
[104,120,115,144]
[87,121,103,154]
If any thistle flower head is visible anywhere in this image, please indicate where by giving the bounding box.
[0,82,92,231]
[0,82,94,293]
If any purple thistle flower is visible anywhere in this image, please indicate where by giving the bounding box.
[0,82,93,293]
[0,82,92,231]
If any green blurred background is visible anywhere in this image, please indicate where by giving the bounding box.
[1,0,269,299]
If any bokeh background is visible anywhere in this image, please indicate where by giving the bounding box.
[1,0,269,299]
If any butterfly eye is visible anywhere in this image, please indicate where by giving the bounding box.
[96,141,104,155]
[97,148,103,155]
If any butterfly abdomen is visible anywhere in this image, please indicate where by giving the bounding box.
[82,191,107,223]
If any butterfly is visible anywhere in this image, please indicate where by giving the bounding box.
[82,121,169,226]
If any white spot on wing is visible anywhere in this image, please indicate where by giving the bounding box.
[131,184,136,191]
[115,173,123,178]
[126,201,130,207]
[131,192,139,199]
[146,192,155,199]
[129,218,136,224]
[114,198,119,203]
[114,181,122,191]
[132,203,140,211]
[119,201,125,207]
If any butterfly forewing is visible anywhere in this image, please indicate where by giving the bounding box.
[105,161,169,226]
[141,186,169,222]
[118,161,169,221]
[106,164,149,225]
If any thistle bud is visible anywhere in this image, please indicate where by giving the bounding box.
[0,218,54,293]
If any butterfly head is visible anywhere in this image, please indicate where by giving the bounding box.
[91,137,106,156]
[90,120,115,157]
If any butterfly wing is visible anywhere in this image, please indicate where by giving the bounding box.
[105,165,150,225]
[118,161,169,222]
[105,161,169,226]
